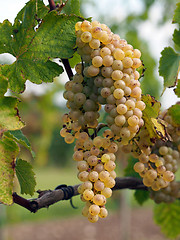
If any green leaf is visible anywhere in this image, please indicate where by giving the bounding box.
[69,51,81,68]
[134,190,149,205]
[173,29,180,49]
[71,0,81,15]
[124,156,140,178]
[0,135,19,205]
[0,73,8,96]
[154,201,180,238]
[15,158,36,196]
[30,12,82,59]
[4,130,35,158]
[168,104,180,126]
[0,3,81,93]
[174,79,180,97]
[141,95,168,141]
[173,2,180,24]
[159,47,180,90]
[1,60,63,93]
[0,97,25,133]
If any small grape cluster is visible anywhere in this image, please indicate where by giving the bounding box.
[150,180,180,203]
[73,131,117,222]
[75,20,145,144]
[133,136,179,191]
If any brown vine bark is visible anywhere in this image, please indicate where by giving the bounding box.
[12,177,147,213]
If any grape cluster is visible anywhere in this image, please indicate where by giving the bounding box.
[75,20,145,144]
[150,180,180,203]
[73,131,117,222]
[133,137,177,191]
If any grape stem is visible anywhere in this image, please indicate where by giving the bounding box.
[12,177,147,213]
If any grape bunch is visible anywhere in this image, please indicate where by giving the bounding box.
[75,20,145,144]
[73,131,118,222]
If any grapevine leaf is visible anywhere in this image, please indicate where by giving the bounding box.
[174,79,180,97]
[134,190,149,205]
[0,73,8,96]
[0,135,19,205]
[15,158,36,196]
[168,104,180,126]
[0,0,83,93]
[1,60,64,93]
[172,2,180,24]
[4,130,35,158]
[154,201,180,238]
[69,51,81,68]
[71,0,81,16]
[124,156,140,179]
[0,97,25,133]
[159,47,180,90]
[141,95,168,141]
[0,0,48,56]
[29,12,83,59]
[173,29,180,48]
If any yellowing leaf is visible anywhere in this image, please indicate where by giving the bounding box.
[0,135,19,205]
[150,118,168,141]
[0,97,25,133]
[141,95,168,141]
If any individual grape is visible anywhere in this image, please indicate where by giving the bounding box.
[87,155,98,166]
[132,58,142,68]
[89,204,100,216]
[101,87,111,98]
[83,189,94,201]
[114,115,126,126]
[89,38,101,49]
[87,213,99,223]
[134,162,145,173]
[81,31,92,43]
[89,171,99,182]
[101,188,112,198]
[81,20,92,32]
[122,57,133,68]
[163,171,174,182]
[64,134,75,144]
[125,99,135,110]
[101,154,111,163]
[111,70,123,81]
[100,47,111,57]
[99,207,108,218]
[78,171,89,182]
[103,55,114,67]
[117,104,128,114]
[93,194,105,206]
[127,115,139,127]
[104,177,115,188]
[94,180,105,191]
[104,160,116,171]
[77,161,89,172]
[92,56,103,67]
[87,65,100,76]
[101,66,113,78]
[113,48,125,60]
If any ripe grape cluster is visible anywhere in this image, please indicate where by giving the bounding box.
[60,19,179,222]
[73,131,117,222]
[75,20,145,144]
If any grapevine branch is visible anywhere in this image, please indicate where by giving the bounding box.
[12,177,147,213]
